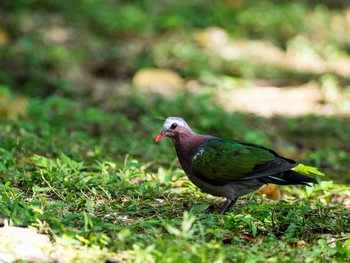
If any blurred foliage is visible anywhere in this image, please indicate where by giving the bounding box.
[1,0,350,94]
[0,0,350,261]
[0,0,349,193]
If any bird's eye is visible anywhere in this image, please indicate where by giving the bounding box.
[170,123,178,130]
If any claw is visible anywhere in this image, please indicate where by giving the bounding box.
[218,198,238,214]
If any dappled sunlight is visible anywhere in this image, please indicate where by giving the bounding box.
[1,0,350,261]
[215,80,350,117]
[132,68,185,96]
[195,26,350,78]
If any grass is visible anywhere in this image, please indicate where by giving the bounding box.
[0,89,349,262]
[1,0,350,261]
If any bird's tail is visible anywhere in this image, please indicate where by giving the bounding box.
[260,170,318,186]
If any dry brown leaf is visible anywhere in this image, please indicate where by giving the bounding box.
[0,28,10,45]
[236,232,266,244]
[0,94,28,120]
[259,184,281,200]
[173,179,187,187]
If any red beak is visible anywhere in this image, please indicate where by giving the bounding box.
[155,131,167,142]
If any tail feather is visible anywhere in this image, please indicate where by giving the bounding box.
[259,170,317,186]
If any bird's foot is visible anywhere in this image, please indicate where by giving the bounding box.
[218,198,237,214]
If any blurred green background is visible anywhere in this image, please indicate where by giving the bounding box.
[1,1,350,261]
[1,0,350,181]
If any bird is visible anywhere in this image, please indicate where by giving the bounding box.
[155,116,317,214]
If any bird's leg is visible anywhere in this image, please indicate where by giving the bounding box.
[218,198,238,214]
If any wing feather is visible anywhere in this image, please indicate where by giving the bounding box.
[191,139,295,182]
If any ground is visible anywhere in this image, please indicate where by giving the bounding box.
[0,1,350,262]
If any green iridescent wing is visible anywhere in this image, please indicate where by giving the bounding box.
[191,139,295,182]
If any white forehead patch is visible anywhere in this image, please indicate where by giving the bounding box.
[163,117,193,132]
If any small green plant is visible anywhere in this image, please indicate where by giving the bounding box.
[0,1,350,261]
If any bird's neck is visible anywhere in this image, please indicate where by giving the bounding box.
[173,133,209,174]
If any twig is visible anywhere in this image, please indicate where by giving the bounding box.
[327,236,350,244]
[40,170,63,199]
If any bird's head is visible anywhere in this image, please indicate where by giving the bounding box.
[155,117,193,142]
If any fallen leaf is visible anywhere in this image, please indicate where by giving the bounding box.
[259,184,281,200]
[0,28,10,45]
[0,93,28,120]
